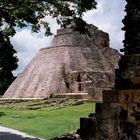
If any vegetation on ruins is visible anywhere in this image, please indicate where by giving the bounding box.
[0,0,97,95]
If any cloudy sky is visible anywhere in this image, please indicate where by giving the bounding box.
[11,0,126,75]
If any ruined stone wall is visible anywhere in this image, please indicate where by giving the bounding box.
[79,1,140,140]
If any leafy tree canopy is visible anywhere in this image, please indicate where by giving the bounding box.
[0,31,18,95]
[0,0,97,36]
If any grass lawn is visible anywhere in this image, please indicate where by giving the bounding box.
[0,101,95,140]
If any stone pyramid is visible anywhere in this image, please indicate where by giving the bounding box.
[3,24,120,99]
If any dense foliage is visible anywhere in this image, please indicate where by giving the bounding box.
[0,0,97,95]
[0,0,97,35]
[0,31,18,95]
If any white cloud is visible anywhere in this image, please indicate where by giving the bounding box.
[11,29,53,75]
[11,16,60,75]
[83,0,126,51]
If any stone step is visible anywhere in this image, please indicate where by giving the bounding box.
[52,93,89,99]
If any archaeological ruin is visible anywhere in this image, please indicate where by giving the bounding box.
[79,0,140,139]
[3,24,119,100]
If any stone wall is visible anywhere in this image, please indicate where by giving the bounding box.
[79,1,140,139]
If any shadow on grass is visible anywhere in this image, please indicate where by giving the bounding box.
[0,112,6,117]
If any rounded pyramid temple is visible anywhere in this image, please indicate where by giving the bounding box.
[3,24,120,100]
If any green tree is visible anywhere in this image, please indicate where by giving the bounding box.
[0,0,97,95]
[0,0,97,35]
[0,31,18,95]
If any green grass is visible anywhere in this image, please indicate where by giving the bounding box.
[0,102,95,140]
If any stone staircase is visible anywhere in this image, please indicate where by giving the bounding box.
[52,93,89,100]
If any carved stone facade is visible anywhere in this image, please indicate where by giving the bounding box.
[80,1,140,139]
[3,24,119,100]
[66,71,114,100]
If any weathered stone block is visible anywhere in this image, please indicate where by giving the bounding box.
[115,77,140,89]
[133,90,140,103]
[131,77,140,84]
[136,122,140,139]
[88,88,103,102]
[115,79,131,89]
[79,1,140,140]
[128,103,137,123]
[115,67,140,79]
[120,103,129,111]
[80,117,98,139]
[119,119,138,140]
[96,103,120,119]
[119,90,133,104]
[119,54,140,68]
[103,90,136,104]
[98,119,118,140]
[128,103,140,122]
[103,90,119,103]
